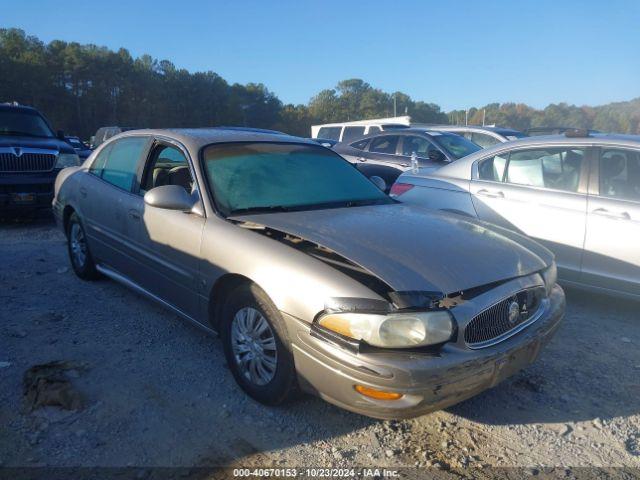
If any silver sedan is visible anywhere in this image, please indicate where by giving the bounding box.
[53,128,564,419]
[391,132,640,300]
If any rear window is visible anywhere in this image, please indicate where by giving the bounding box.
[502,131,527,140]
[317,127,342,141]
[471,132,500,148]
[350,139,369,150]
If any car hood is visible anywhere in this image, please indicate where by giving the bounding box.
[232,204,553,295]
[0,135,75,153]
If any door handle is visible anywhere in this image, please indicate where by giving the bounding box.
[128,209,141,221]
[357,157,366,162]
[592,208,631,220]
[79,187,87,198]
[476,189,504,199]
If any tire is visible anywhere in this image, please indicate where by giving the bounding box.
[220,283,298,405]
[66,212,100,280]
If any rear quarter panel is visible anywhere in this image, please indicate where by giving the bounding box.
[396,176,477,217]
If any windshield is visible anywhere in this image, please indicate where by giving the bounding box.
[0,110,54,138]
[203,142,392,216]
[431,132,481,159]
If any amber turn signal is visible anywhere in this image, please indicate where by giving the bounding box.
[354,385,403,401]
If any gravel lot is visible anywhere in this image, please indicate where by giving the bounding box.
[1,213,639,475]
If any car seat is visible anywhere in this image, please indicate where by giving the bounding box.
[165,166,193,191]
[601,154,626,197]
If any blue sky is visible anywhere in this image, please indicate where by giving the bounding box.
[2,0,639,110]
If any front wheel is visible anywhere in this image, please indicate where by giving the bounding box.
[67,212,99,280]
[220,283,298,405]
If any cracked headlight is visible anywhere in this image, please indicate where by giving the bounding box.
[55,153,81,168]
[318,310,454,348]
[541,262,557,296]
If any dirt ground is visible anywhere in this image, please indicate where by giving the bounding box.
[1,213,639,477]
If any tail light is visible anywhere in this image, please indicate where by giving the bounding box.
[389,182,415,197]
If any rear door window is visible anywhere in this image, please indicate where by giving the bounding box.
[599,149,640,202]
[100,137,148,192]
[342,126,366,143]
[317,127,342,141]
[369,135,399,155]
[478,153,508,181]
[504,148,585,192]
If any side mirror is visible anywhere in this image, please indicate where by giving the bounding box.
[370,175,387,191]
[428,150,447,163]
[144,185,195,212]
[57,130,65,140]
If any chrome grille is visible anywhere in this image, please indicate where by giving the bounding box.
[0,152,57,172]
[464,287,545,348]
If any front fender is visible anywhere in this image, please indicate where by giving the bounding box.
[198,217,387,325]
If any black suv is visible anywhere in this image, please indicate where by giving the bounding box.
[0,103,80,212]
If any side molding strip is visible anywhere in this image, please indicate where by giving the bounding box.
[95,264,217,336]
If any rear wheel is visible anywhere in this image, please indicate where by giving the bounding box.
[220,283,298,405]
[67,213,99,280]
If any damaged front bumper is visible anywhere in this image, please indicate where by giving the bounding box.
[283,282,565,420]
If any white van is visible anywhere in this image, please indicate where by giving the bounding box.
[311,116,411,143]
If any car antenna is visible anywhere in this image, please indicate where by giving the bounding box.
[411,151,419,173]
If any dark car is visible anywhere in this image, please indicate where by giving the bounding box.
[333,128,481,187]
[0,102,81,213]
[65,135,93,160]
[308,137,339,148]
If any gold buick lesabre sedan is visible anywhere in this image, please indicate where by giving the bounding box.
[53,128,564,419]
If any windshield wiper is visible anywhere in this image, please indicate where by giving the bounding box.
[342,198,391,207]
[229,205,294,216]
[229,198,392,216]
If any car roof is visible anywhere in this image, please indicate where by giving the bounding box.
[363,127,457,137]
[115,127,314,151]
[425,125,523,135]
[409,133,640,181]
[494,132,640,146]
